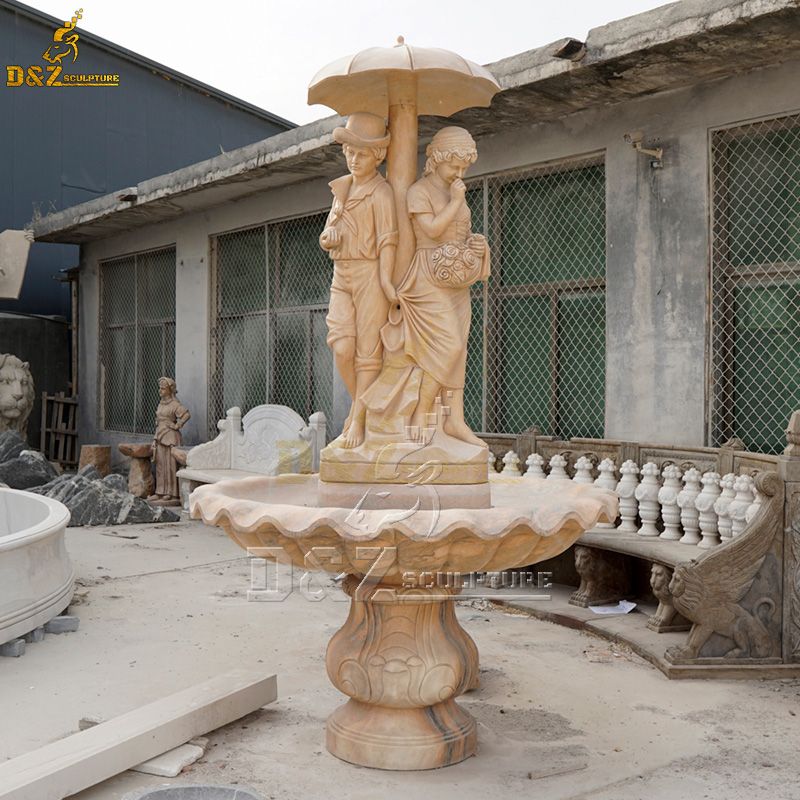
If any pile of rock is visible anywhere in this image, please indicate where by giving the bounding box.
[0,431,178,526]
[0,440,59,489]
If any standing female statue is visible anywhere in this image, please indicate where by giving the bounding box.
[399,126,490,447]
[149,376,190,504]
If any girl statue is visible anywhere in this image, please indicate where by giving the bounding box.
[149,376,190,503]
[399,126,490,447]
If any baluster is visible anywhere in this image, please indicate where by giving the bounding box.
[658,464,683,540]
[714,473,736,541]
[635,462,661,537]
[546,454,570,481]
[573,456,594,485]
[523,452,546,481]
[594,458,617,528]
[730,474,755,537]
[616,460,640,532]
[487,449,497,476]
[677,468,702,545]
[501,450,521,477]
[745,486,764,525]
[696,471,722,549]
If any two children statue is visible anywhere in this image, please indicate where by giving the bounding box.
[320,113,490,452]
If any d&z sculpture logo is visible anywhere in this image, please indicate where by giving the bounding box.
[6,8,120,88]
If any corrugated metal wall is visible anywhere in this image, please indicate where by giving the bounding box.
[0,1,293,317]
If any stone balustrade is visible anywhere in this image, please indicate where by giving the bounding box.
[481,415,800,677]
[490,450,765,548]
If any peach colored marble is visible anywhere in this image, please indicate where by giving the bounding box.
[191,474,616,581]
[190,42,615,773]
[191,475,616,770]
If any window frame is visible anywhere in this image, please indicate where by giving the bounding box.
[97,245,177,434]
[708,110,800,452]
[466,152,607,438]
[207,209,332,437]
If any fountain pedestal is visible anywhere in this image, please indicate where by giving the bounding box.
[191,462,616,771]
[326,575,478,770]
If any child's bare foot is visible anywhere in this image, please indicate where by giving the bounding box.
[408,408,429,442]
[444,418,486,448]
[343,410,365,448]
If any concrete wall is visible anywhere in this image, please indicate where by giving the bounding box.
[78,57,800,459]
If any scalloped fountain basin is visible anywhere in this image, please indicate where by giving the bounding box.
[0,488,73,646]
[190,473,616,771]
[190,473,616,580]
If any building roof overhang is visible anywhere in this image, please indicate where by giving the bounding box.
[31,0,800,245]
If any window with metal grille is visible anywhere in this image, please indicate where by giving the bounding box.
[208,215,333,437]
[268,214,333,427]
[209,161,605,441]
[464,156,607,438]
[710,113,800,454]
[99,247,176,433]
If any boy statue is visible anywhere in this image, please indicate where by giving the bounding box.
[320,112,398,448]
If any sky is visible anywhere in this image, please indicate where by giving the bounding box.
[25,0,671,125]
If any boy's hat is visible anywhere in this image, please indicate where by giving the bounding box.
[333,112,390,148]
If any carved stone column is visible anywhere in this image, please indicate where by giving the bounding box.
[524,452,546,480]
[326,575,479,770]
[658,464,683,540]
[594,458,618,528]
[635,462,662,537]
[616,460,640,532]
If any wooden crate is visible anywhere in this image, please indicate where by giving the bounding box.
[40,392,78,469]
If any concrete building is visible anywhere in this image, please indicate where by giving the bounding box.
[1,0,294,445]
[32,0,800,461]
[1,0,294,318]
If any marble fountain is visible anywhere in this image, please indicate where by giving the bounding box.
[192,40,617,771]
[0,487,73,647]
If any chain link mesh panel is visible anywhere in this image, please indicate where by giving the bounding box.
[209,226,268,432]
[268,213,334,431]
[711,113,800,454]
[99,247,176,433]
[209,162,604,441]
[209,214,333,438]
[464,157,606,438]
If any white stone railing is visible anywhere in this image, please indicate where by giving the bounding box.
[492,450,764,549]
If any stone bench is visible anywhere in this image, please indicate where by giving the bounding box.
[176,405,326,510]
[480,411,800,679]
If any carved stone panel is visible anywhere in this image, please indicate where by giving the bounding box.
[666,471,784,664]
[787,485,800,662]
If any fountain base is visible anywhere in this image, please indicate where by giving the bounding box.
[327,697,476,770]
[325,575,479,770]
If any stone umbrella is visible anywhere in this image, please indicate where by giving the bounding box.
[308,38,500,284]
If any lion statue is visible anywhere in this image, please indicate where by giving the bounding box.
[0,354,35,436]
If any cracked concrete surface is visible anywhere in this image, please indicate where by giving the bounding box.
[1,519,798,799]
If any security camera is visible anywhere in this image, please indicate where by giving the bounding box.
[624,130,663,166]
